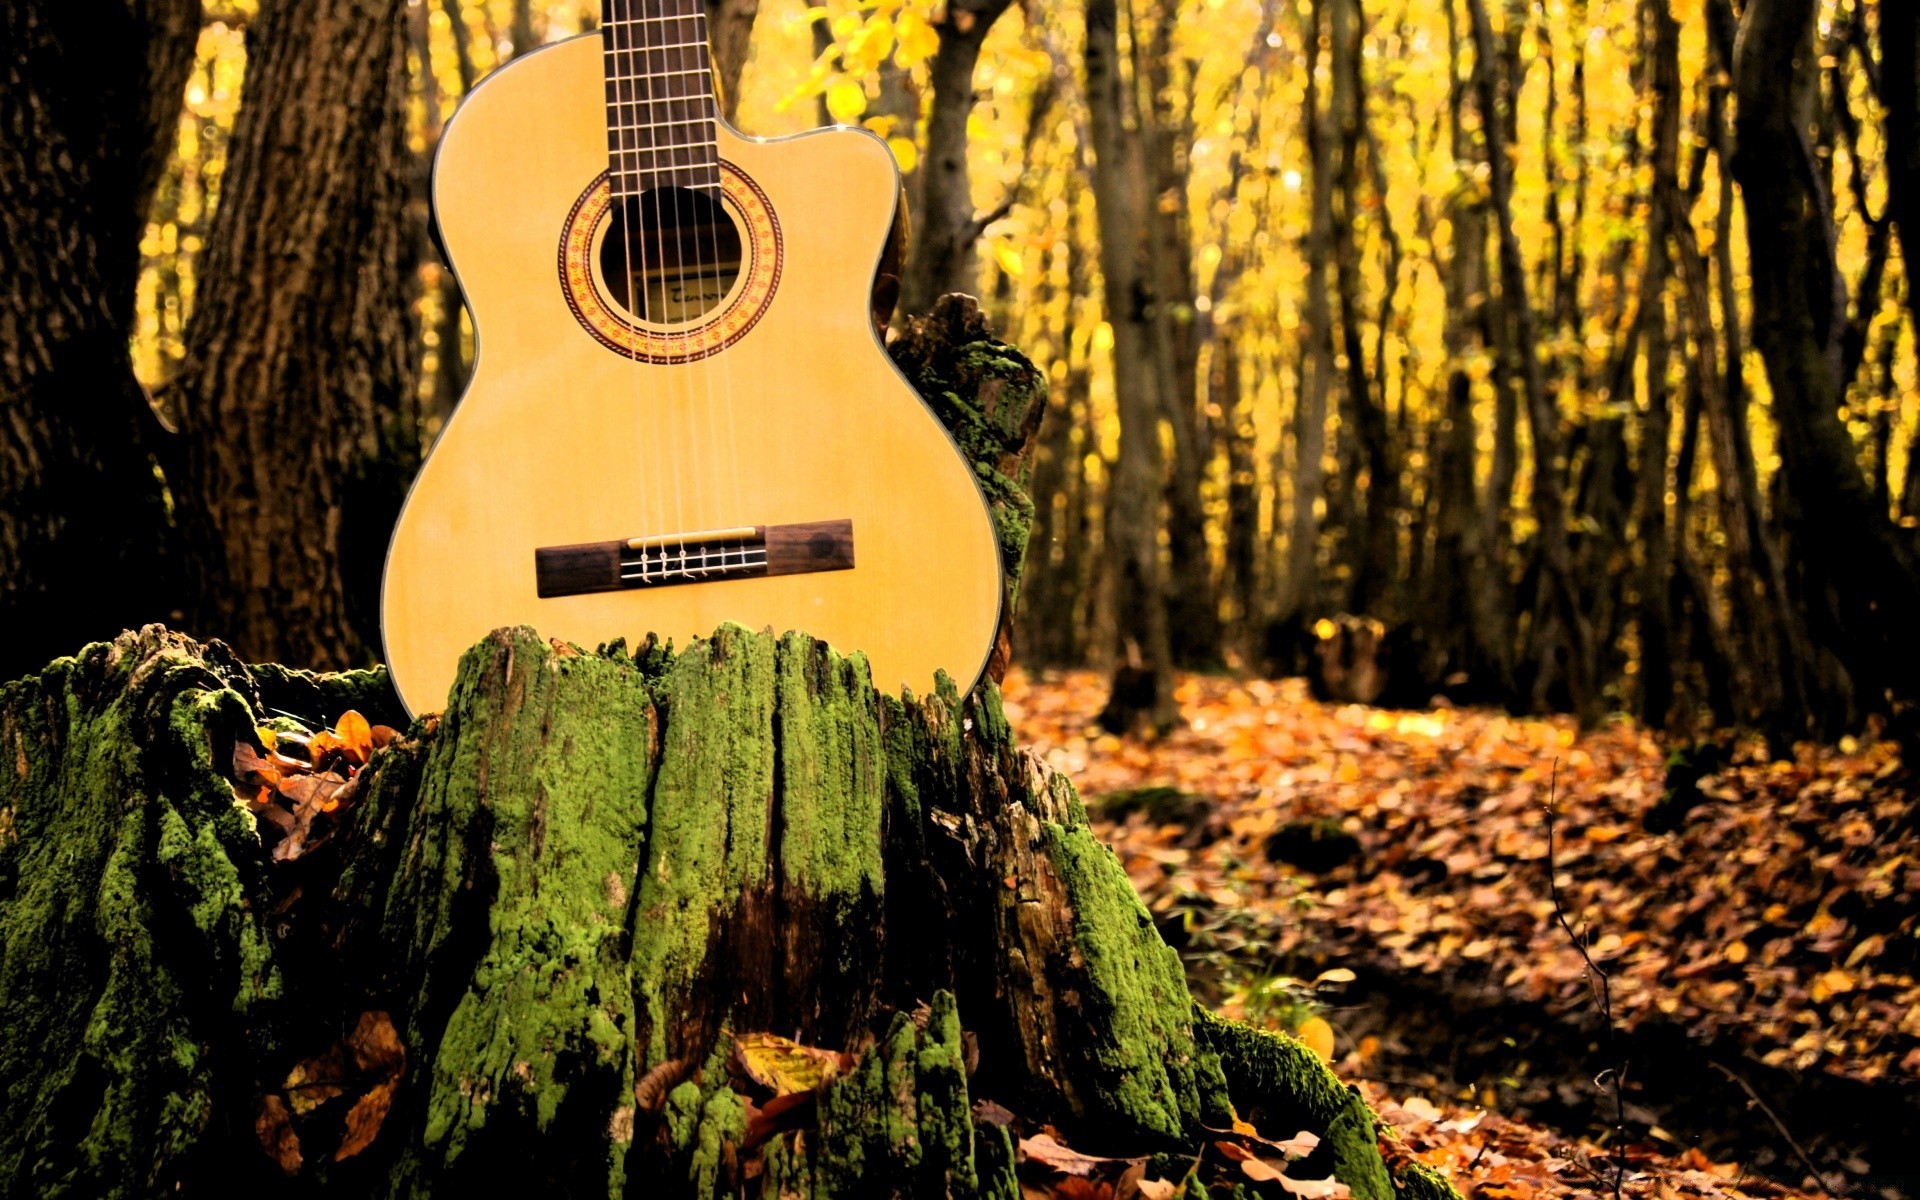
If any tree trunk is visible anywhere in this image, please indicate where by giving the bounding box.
[1086,0,1178,733]
[1465,0,1596,722]
[1634,0,1679,728]
[1734,0,1920,731]
[705,0,761,123]
[1137,0,1221,668]
[896,0,1017,321]
[1884,0,1918,336]
[0,0,201,680]
[888,296,1050,681]
[1279,0,1338,633]
[1327,0,1399,620]
[169,0,418,672]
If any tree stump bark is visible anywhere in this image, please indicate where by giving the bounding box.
[0,625,1454,1200]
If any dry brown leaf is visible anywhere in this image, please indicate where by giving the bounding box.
[335,1080,397,1161]
[254,1093,302,1175]
[1018,1132,1143,1177]
[332,1011,406,1160]
[1276,1174,1351,1199]
[283,1043,349,1115]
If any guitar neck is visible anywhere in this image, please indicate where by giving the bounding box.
[601,0,719,199]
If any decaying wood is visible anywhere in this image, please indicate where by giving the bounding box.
[0,624,1456,1200]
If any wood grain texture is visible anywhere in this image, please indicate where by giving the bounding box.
[382,34,1001,714]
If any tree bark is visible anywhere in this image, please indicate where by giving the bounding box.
[1327,0,1399,620]
[1280,0,1338,633]
[1137,0,1222,667]
[169,0,418,672]
[1465,0,1595,722]
[895,0,1018,320]
[704,0,761,123]
[1634,0,1679,728]
[0,0,201,679]
[1734,0,1920,730]
[1086,0,1178,733]
[1883,0,1918,335]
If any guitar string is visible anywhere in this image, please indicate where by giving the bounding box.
[682,4,728,581]
[710,32,747,556]
[606,9,658,584]
[687,4,747,551]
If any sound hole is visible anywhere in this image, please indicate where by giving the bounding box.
[600,185,743,325]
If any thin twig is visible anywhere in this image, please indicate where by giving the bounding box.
[1708,1061,1841,1196]
[1542,760,1626,1200]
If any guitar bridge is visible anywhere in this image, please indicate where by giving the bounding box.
[535,520,854,598]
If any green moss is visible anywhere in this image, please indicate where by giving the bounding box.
[914,991,976,1195]
[629,624,776,1068]
[1396,1161,1463,1200]
[774,631,884,910]
[971,1119,1021,1200]
[0,629,281,1198]
[688,1085,747,1197]
[1043,824,1214,1143]
[1194,1011,1462,1200]
[393,627,655,1183]
[664,1079,706,1153]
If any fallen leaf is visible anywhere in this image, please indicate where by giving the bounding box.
[254,1093,302,1175]
[1296,1016,1335,1063]
[1276,1173,1350,1199]
[335,710,374,765]
[734,1031,842,1095]
[1019,1132,1143,1177]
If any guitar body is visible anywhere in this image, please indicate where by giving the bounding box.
[381,34,1002,715]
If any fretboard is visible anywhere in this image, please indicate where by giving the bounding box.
[602,0,718,199]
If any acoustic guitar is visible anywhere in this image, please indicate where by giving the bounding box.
[381,0,1002,716]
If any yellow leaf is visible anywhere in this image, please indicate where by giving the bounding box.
[1725,940,1749,964]
[256,726,279,752]
[1314,967,1357,986]
[1810,969,1855,1002]
[887,136,919,174]
[734,1032,841,1095]
[1296,1016,1335,1063]
[993,242,1025,278]
[825,80,867,124]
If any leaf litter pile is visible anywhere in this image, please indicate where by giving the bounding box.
[228,708,409,1171]
[1002,669,1920,1199]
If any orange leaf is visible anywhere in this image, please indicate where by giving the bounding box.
[334,1080,397,1161]
[335,710,373,765]
[254,1094,302,1175]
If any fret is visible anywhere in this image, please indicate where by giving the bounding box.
[610,130,718,151]
[601,40,710,60]
[605,78,714,104]
[604,67,714,82]
[610,144,721,162]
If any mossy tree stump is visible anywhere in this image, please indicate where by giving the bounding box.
[0,624,1454,1199]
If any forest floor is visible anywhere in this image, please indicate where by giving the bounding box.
[1002,670,1920,1200]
